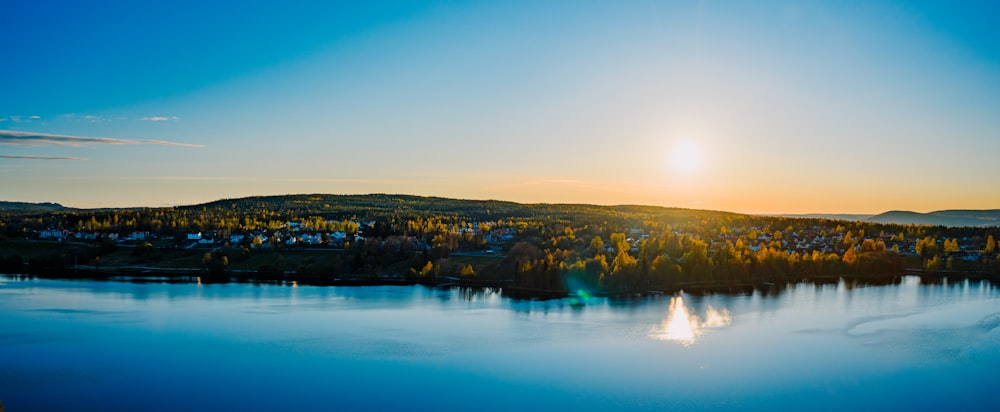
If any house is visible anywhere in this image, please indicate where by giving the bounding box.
[39,229,66,240]
[126,231,150,241]
[299,234,322,245]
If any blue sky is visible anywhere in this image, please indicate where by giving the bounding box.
[2,0,999,213]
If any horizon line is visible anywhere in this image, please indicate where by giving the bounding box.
[3,192,994,216]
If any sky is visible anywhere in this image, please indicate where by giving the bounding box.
[2,0,999,214]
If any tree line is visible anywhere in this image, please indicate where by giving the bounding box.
[2,194,998,295]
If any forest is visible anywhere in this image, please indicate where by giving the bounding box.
[2,194,998,297]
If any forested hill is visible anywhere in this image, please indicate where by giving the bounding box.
[0,201,67,214]
[6,194,999,230]
[184,193,743,222]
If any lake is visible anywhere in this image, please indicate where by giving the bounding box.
[2,276,999,411]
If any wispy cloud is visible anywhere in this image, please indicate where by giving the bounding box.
[60,114,110,123]
[0,115,43,123]
[113,176,413,184]
[141,116,179,122]
[0,130,203,147]
[0,155,85,160]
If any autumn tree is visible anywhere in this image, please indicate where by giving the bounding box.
[681,238,712,282]
[842,247,858,268]
[943,238,960,254]
[916,237,938,259]
[860,239,876,253]
[589,236,604,256]
[417,261,434,278]
[843,231,855,246]
[925,255,943,270]
[203,251,228,276]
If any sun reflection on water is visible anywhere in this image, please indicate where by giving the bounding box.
[651,295,732,346]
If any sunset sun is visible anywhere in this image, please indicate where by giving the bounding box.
[669,141,703,174]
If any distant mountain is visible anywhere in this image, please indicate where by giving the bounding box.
[866,210,1000,227]
[0,201,67,213]
[777,213,874,221]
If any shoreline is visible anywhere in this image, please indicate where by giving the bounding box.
[4,267,994,300]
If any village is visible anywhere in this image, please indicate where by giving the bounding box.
[30,217,997,265]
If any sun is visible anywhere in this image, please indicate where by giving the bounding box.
[669,141,702,174]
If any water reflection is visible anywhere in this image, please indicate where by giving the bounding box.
[651,295,732,346]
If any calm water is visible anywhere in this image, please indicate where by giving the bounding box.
[2,276,999,411]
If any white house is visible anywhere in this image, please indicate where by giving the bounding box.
[126,231,150,241]
[299,234,322,245]
[39,229,66,240]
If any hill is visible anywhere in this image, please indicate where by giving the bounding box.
[0,201,67,214]
[866,210,1000,227]
[5,194,999,228]
[183,193,743,222]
